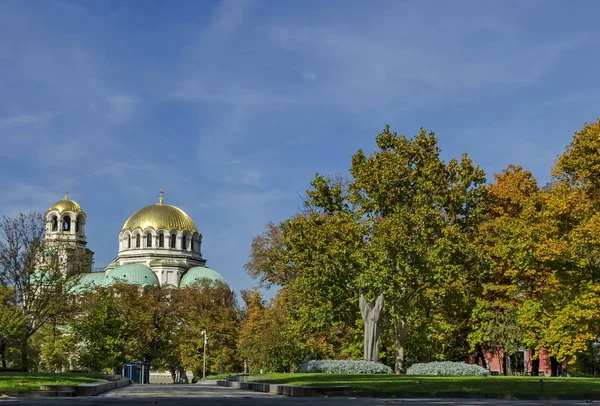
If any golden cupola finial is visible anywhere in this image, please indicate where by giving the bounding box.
[159,188,164,205]
[64,190,69,200]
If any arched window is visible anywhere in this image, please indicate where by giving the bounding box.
[182,236,187,250]
[191,238,194,252]
[51,216,58,231]
[170,234,176,248]
[147,234,152,248]
[128,235,131,249]
[136,234,140,248]
[75,218,79,233]
[62,216,71,231]
[159,234,164,248]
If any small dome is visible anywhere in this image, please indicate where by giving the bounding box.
[48,192,83,214]
[71,272,106,293]
[122,203,197,233]
[179,266,228,289]
[104,263,160,288]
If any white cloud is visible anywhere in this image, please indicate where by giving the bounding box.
[3,115,39,124]
[302,69,317,81]
[107,94,138,116]
[211,0,254,34]
[240,169,261,186]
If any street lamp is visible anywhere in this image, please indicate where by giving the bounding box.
[201,330,208,379]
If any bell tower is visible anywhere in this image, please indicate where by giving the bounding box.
[45,191,88,249]
[43,191,93,273]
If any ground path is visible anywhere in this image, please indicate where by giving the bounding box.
[0,384,596,405]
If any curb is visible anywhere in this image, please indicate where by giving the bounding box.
[217,380,600,400]
[2,378,131,398]
[217,380,351,397]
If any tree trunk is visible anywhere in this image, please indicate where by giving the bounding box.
[502,353,511,376]
[530,350,539,376]
[550,357,559,377]
[393,318,406,374]
[0,339,7,369]
[474,345,486,369]
[178,366,188,383]
[20,338,28,370]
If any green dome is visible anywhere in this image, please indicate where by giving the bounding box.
[179,266,228,289]
[104,264,159,288]
[71,272,106,293]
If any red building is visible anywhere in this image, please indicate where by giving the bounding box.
[470,347,567,376]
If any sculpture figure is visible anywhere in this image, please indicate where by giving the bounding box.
[359,277,385,362]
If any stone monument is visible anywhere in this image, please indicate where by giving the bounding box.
[359,278,385,362]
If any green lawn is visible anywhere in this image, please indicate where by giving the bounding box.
[0,372,107,392]
[250,374,600,395]
[201,373,250,380]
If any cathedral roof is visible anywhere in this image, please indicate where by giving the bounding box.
[71,272,106,293]
[179,266,228,289]
[104,263,160,288]
[121,192,197,233]
[47,192,83,214]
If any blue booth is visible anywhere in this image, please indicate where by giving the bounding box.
[122,362,149,384]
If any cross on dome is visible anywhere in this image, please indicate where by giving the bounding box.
[65,190,69,200]
[159,188,164,205]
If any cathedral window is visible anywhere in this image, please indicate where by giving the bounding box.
[191,238,194,252]
[62,216,71,231]
[159,234,164,248]
[136,234,140,248]
[51,216,58,231]
[182,236,187,250]
[75,218,79,233]
[147,234,152,248]
[170,234,176,248]
[128,235,131,249]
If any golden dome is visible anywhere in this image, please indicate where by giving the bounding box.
[122,203,198,233]
[47,192,83,214]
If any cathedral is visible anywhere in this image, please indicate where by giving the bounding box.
[43,190,228,291]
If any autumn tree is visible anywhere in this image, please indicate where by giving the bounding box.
[469,165,544,374]
[175,281,241,378]
[238,288,301,372]
[537,119,600,367]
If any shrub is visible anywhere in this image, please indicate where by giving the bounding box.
[406,361,489,376]
[298,360,392,374]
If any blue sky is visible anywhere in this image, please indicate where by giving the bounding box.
[1,0,599,298]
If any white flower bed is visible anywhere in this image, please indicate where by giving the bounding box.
[298,360,392,374]
[406,361,490,376]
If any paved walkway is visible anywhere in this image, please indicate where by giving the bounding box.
[0,384,596,405]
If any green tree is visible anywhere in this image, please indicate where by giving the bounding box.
[0,212,91,369]
[247,126,487,372]
[38,318,75,372]
[0,286,25,368]
[74,287,128,371]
